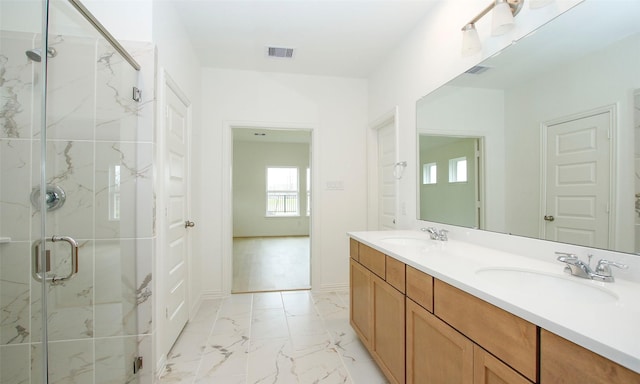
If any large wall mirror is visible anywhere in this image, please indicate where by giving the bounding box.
[417,0,640,255]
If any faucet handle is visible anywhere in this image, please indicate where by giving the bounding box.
[595,259,628,277]
[555,252,579,263]
[422,227,439,240]
[438,229,449,241]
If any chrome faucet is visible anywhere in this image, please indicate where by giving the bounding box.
[555,252,628,282]
[421,227,448,241]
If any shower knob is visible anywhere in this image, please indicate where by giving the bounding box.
[30,184,66,211]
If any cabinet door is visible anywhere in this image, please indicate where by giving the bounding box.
[435,280,537,382]
[541,329,640,384]
[372,273,405,384]
[350,259,372,347]
[474,345,533,384]
[406,298,473,384]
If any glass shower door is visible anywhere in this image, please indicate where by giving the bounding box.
[1,0,151,382]
[0,1,47,382]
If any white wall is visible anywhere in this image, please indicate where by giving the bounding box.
[368,0,581,231]
[233,141,311,237]
[200,68,368,294]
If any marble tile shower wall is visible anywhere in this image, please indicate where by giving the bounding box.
[0,30,156,384]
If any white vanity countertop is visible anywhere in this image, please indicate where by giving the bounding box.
[348,230,640,374]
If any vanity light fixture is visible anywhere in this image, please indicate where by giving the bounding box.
[461,0,523,56]
[461,23,482,57]
[492,0,516,35]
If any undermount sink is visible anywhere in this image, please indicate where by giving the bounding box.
[475,267,619,304]
[380,237,432,247]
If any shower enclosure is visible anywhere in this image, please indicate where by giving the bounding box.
[1,0,154,382]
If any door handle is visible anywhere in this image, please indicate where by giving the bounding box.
[544,215,555,222]
[32,236,79,283]
[185,220,195,228]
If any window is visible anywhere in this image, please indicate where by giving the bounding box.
[423,162,437,184]
[449,157,467,183]
[266,167,299,216]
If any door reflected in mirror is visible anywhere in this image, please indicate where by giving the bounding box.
[416,1,640,255]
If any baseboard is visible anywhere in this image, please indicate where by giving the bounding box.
[200,290,228,300]
[316,283,349,292]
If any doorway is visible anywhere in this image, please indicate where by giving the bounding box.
[231,128,312,293]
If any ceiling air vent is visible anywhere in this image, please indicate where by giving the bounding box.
[465,65,491,75]
[267,47,295,59]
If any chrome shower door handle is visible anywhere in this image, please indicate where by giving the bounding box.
[32,236,79,283]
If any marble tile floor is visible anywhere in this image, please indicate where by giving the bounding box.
[158,290,388,384]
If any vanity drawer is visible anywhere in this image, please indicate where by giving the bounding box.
[406,265,433,313]
[350,238,359,261]
[434,280,538,382]
[385,256,405,293]
[359,243,386,279]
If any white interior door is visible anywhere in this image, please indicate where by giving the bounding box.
[163,78,191,353]
[543,110,612,248]
[378,120,397,230]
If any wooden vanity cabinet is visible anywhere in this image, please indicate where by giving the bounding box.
[349,259,372,347]
[349,242,405,384]
[540,329,640,384]
[406,298,473,384]
[371,272,405,384]
[406,265,433,312]
[349,238,359,261]
[434,280,538,383]
[474,345,533,384]
[350,239,640,384]
[407,297,533,384]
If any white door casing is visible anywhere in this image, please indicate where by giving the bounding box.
[369,108,399,230]
[541,107,614,249]
[221,122,317,294]
[161,72,192,358]
[378,119,397,230]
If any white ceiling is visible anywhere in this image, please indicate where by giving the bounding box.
[172,0,439,78]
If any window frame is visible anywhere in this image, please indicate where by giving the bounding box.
[448,156,468,183]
